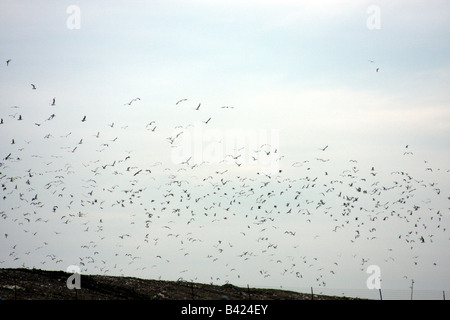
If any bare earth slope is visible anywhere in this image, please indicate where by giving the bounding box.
[0,268,361,300]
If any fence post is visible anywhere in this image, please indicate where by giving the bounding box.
[311,287,314,300]
[410,280,414,300]
[247,284,251,300]
[443,291,445,301]
[379,288,382,300]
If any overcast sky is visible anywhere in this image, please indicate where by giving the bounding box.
[1,1,449,299]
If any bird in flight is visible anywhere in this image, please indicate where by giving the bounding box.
[176,99,187,105]
[320,145,328,151]
[81,116,86,122]
[50,98,56,106]
[203,117,211,124]
[194,103,201,110]
[124,97,140,106]
[376,68,379,72]
[6,59,11,66]
[31,84,36,90]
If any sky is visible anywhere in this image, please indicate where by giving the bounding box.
[0,1,449,299]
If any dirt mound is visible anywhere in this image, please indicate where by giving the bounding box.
[0,268,360,300]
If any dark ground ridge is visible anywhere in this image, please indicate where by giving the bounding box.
[0,267,364,300]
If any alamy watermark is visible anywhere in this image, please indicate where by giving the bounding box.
[366,265,381,289]
[66,5,81,30]
[66,265,81,289]
[366,5,381,30]
[170,122,280,174]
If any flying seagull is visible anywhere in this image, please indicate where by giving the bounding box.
[203,117,211,124]
[194,103,201,110]
[320,145,328,151]
[176,99,187,105]
[31,84,36,90]
[6,59,11,66]
[81,115,86,122]
[124,97,141,106]
[146,121,156,128]
[50,98,56,106]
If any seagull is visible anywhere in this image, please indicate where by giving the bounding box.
[81,115,86,122]
[176,98,187,105]
[376,68,379,72]
[146,121,156,128]
[124,97,140,106]
[320,145,328,151]
[50,98,56,106]
[203,117,211,124]
[31,84,36,90]
[6,59,11,66]
[194,103,201,110]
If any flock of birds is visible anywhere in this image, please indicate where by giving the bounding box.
[1,58,449,291]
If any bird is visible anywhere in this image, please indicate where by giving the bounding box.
[146,121,156,128]
[50,98,56,106]
[81,116,86,122]
[124,97,140,106]
[320,145,328,151]
[6,59,11,66]
[31,84,36,90]
[194,103,201,110]
[176,99,187,105]
[203,117,211,124]
[376,68,379,72]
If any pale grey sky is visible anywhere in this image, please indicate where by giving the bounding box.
[1,1,449,299]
